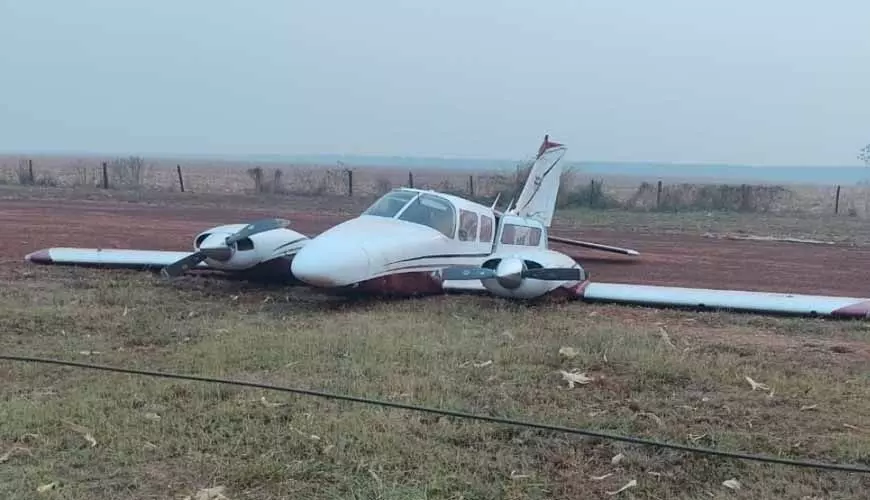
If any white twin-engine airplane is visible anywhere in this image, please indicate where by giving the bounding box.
[24,136,870,319]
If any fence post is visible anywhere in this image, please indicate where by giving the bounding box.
[469,175,474,196]
[176,164,185,192]
[656,180,662,209]
[835,185,841,214]
[102,162,109,189]
[408,171,414,188]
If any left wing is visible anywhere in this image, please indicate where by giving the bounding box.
[25,248,208,270]
[24,218,311,275]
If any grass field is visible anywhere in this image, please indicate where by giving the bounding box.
[1,163,870,498]
[2,260,869,498]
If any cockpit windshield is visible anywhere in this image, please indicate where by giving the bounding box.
[362,190,418,218]
[397,193,455,237]
[362,189,456,238]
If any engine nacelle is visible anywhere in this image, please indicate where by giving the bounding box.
[478,249,586,300]
[192,223,309,272]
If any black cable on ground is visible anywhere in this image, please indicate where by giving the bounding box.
[2,354,868,474]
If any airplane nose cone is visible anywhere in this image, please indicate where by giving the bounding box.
[291,243,371,287]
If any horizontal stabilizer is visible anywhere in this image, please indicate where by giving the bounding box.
[25,248,207,270]
[548,235,639,256]
[579,282,870,318]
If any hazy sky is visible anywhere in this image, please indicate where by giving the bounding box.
[1,0,868,165]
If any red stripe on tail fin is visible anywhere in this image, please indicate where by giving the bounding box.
[537,134,564,158]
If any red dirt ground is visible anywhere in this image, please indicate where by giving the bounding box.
[1,197,868,297]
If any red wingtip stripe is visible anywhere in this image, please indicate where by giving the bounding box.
[831,300,870,318]
[25,249,52,264]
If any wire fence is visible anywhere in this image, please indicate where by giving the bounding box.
[2,157,870,217]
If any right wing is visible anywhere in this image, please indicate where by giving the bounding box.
[580,282,870,319]
[25,248,209,270]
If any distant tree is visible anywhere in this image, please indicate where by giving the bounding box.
[859,143,870,167]
[108,156,146,188]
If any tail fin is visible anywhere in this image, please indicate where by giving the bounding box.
[507,135,567,226]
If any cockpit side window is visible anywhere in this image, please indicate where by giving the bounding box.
[362,190,418,218]
[397,194,455,237]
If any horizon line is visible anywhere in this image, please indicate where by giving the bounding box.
[0,148,866,170]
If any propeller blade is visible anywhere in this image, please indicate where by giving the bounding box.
[441,267,497,280]
[548,235,639,256]
[522,267,585,281]
[160,251,208,279]
[225,218,289,245]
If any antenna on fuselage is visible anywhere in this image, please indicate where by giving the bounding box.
[490,193,501,210]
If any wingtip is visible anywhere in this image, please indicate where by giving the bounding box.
[25,249,52,264]
[831,300,870,319]
[626,249,640,256]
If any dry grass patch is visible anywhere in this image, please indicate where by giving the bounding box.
[1,268,869,499]
[555,207,870,245]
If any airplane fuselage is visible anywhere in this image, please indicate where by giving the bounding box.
[289,188,578,297]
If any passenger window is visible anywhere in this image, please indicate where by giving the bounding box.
[480,215,493,242]
[458,210,478,241]
[514,226,530,245]
[500,223,541,246]
[500,224,517,245]
[529,227,542,246]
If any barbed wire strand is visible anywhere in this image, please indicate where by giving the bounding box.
[2,354,868,474]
